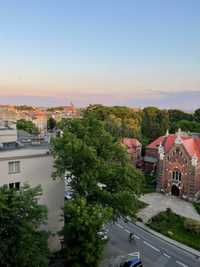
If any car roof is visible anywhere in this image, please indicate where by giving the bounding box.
[127,258,142,266]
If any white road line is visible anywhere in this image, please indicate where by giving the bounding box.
[163,253,171,259]
[134,234,140,240]
[176,261,188,267]
[143,241,160,252]
[124,229,131,234]
[116,223,124,229]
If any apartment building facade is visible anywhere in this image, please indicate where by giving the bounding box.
[0,122,64,251]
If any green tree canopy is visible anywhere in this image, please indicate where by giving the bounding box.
[194,108,200,123]
[173,120,200,133]
[141,107,169,142]
[84,105,142,140]
[0,184,49,267]
[52,115,144,220]
[61,198,112,267]
[47,117,57,130]
[16,119,39,134]
[168,109,193,123]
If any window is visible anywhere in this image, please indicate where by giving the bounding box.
[172,170,181,182]
[9,182,20,190]
[8,161,20,174]
[9,183,14,189]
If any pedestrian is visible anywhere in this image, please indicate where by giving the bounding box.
[129,232,134,242]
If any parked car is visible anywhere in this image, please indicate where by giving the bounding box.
[98,225,109,241]
[109,252,143,267]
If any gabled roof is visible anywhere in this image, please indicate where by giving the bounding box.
[147,133,200,159]
[122,138,141,148]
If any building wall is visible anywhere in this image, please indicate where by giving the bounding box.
[0,129,17,144]
[157,144,200,199]
[0,153,64,252]
[127,145,141,165]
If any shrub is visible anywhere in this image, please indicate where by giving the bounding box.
[193,202,200,215]
[184,218,200,234]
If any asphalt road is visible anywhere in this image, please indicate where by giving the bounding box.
[100,220,200,267]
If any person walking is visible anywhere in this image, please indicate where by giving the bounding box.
[129,232,134,242]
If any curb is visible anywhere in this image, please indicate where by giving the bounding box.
[133,220,200,258]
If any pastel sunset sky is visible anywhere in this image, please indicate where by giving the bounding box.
[0,0,200,109]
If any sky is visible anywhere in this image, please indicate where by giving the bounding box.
[0,0,200,109]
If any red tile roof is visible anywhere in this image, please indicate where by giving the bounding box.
[147,133,200,159]
[122,138,141,148]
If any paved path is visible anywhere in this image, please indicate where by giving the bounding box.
[137,193,200,223]
[100,220,200,267]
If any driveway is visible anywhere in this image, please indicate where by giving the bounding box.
[137,193,200,223]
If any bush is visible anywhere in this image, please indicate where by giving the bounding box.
[193,202,200,215]
[184,218,200,234]
[147,209,200,250]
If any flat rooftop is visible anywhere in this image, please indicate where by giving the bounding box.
[0,144,50,159]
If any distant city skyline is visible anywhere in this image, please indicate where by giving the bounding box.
[0,1,199,110]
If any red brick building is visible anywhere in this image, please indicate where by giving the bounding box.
[121,138,142,167]
[144,129,200,200]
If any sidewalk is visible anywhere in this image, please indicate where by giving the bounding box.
[137,193,200,223]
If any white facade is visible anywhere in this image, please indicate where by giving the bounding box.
[0,121,17,145]
[0,147,64,252]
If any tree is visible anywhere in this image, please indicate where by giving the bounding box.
[16,119,39,134]
[0,184,49,267]
[61,198,112,267]
[52,115,144,220]
[142,107,169,142]
[47,117,56,130]
[174,120,200,133]
[194,108,200,123]
[84,105,142,140]
[168,109,193,123]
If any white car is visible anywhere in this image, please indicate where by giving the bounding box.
[98,226,109,241]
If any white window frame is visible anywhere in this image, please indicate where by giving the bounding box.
[8,161,20,174]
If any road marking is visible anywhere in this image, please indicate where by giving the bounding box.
[176,261,188,267]
[116,223,124,229]
[163,253,171,259]
[124,229,131,234]
[134,234,140,240]
[143,241,160,252]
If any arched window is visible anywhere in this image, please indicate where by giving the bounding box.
[172,170,181,182]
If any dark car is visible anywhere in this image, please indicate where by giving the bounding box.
[109,252,143,267]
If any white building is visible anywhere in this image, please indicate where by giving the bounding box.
[0,122,64,251]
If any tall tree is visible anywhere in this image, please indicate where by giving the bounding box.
[47,117,56,130]
[61,198,112,267]
[52,115,144,220]
[84,105,142,140]
[142,107,169,142]
[0,185,49,267]
[174,120,200,133]
[194,108,200,123]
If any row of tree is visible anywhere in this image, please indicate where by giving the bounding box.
[84,105,200,143]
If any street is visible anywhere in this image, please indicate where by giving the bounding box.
[100,220,200,267]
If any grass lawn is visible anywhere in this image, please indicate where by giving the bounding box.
[193,202,200,215]
[147,209,200,251]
